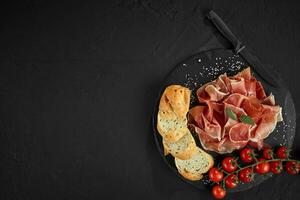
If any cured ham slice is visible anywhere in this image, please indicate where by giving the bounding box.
[236,67,252,80]
[229,123,250,143]
[205,85,229,101]
[189,106,205,128]
[256,81,267,100]
[202,115,222,141]
[241,98,264,123]
[250,112,278,142]
[218,137,248,153]
[230,77,247,95]
[224,93,246,107]
[262,94,275,106]
[245,80,257,97]
[224,103,247,118]
[216,75,229,92]
[223,118,238,137]
[188,67,282,153]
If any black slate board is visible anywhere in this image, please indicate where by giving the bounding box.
[152,48,296,192]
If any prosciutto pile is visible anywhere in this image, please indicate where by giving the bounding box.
[188,67,282,154]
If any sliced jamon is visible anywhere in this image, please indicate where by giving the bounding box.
[262,104,283,122]
[207,101,224,113]
[188,67,282,154]
[198,129,248,154]
[215,74,229,93]
[202,114,222,141]
[228,123,250,143]
[256,81,267,100]
[261,104,280,114]
[203,103,214,122]
[204,101,224,122]
[218,137,248,153]
[213,111,226,131]
[196,83,210,103]
[223,118,239,137]
[236,67,252,81]
[229,77,247,95]
[224,93,247,107]
[188,106,205,127]
[235,68,257,97]
[189,123,203,136]
[219,73,232,91]
[204,84,228,101]
[277,107,283,122]
[250,112,278,142]
[197,128,220,152]
[249,124,258,139]
[224,103,247,119]
[261,93,275,106]
[245,79,257,97]
[241,98,264,123]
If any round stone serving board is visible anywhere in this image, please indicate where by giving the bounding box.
[152,48,296,192]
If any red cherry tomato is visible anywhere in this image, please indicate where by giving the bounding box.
[222,157,237,173]
[239,168,253,183]
[209,167,224,182]
[225,174,239,189]
[212,185,226,199]
[240,148,255,163]
[254,158,270,174]
[276,146,289,159]
[270,161,283,174]
[263,148,273,160]
[285,161,299,175]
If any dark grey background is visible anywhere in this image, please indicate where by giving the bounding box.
[0,0,299,200]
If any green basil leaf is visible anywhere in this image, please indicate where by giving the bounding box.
[240,115,255,125]
[226,108,237,120]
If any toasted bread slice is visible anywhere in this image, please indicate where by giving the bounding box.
[163,129,197,160]
[157,84,214,181]
[175,147,214,181]
[157,111,188,142]
[157,85,191,142]
[159,85,190,119]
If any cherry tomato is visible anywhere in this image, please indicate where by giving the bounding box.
[240,148,255,163]
[222,157,237,172]
[239,168,253,183]
[209,167,224,182]
[254,158,270,174]
[212,185,226,199]
[263,148,273,160]
[225,174,239,189]
[270,161,283,174]
[276,146,289,159]
[285,161,299,175]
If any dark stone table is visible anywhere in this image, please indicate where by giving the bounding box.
[0,1,299,199]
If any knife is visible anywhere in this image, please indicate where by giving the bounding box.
[206,10,280,89]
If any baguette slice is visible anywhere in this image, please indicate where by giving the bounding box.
[157,111,188,142]
[163,130,197,160]
[159,85,191,119]
[175,147,214,181]
[157,85,191,142]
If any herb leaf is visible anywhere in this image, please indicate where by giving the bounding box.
[226,108,237,120]
[240,115,255,125]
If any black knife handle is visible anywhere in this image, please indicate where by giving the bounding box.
[207,10,245,53]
